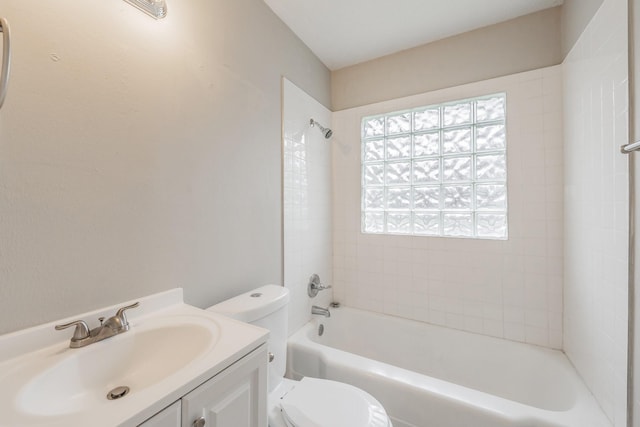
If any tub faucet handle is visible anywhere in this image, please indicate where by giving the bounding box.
[308,274,332,297]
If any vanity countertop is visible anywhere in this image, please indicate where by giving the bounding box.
[0,289,268,427]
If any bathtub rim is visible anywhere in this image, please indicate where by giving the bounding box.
[287,306,612,427]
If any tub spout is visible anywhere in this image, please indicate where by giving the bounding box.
[312,305,331,317]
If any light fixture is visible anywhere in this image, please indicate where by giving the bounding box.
[123,0,167,19]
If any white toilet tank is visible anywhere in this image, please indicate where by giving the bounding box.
[207,285,290,393]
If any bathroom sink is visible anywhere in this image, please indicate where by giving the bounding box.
[17,321,215,416]
[0,292,269,427]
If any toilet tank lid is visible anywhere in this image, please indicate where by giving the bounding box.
[207,285,290,323]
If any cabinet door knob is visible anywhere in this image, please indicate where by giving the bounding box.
[193,417,206,427]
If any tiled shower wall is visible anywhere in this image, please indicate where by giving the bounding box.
[332,66,564,349]
[563,0,628,423]
[283,79,333,334]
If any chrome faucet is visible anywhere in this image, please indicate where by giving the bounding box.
[311,305,331,318]
[55,302,139,348]
[308,274,332,298]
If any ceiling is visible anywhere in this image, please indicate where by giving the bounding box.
[264,0,564,70]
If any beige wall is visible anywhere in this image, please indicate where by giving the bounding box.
[0,0,330,334]
[560,0,605,56]
[331,7,562,111]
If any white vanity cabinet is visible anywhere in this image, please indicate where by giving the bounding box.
[182,344,267,427]
[139,345,267,427]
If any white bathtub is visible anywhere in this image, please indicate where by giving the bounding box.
[286,307,611,427]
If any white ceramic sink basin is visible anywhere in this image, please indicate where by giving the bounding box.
[0,290,269,427]
[18,321,215,416]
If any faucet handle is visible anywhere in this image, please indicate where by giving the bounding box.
[114,301,139,329]
[55,320,90,342]
[308,274,332,297]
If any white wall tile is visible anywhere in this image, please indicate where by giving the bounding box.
[332,66,564,348]
[562,0,628,424]
[283,79,333,334]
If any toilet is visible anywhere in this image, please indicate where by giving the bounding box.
[208,284,392,427]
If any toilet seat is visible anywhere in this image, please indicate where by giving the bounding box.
[276,377,391,427]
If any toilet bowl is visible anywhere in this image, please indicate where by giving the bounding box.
[268,377,390,427]
[208,285,392,427]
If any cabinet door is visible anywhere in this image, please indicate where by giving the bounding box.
[138,401,181,427]
[182,345,267,427]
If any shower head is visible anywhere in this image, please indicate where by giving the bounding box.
[310,118,333,139]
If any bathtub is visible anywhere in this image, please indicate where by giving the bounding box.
[286,307,611,427]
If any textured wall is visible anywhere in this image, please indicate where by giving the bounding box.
[332,66,564,348]
[0,0,330,334]
[562,0,628,423]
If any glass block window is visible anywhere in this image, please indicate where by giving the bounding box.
[361,94,507,239]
